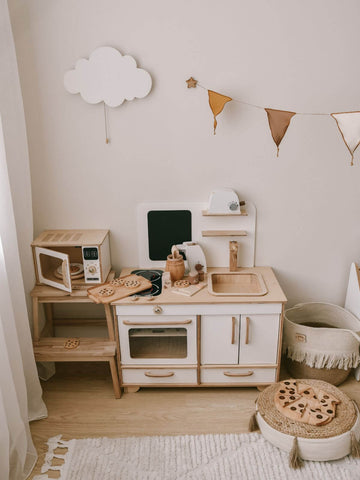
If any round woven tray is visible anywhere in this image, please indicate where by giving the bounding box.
[257,379,356,439]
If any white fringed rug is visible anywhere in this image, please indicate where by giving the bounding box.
[34,433,360,480]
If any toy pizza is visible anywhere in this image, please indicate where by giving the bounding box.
[274,380,340,426]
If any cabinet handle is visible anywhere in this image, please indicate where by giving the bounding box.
[245,316,250,344]
[123,319,192,326]
[144,371,175,378]
[231,317,236,344]
[223,370,254,377]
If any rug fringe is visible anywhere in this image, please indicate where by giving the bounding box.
[40,434,70,477]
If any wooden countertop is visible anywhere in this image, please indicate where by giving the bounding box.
[113,267,287,305]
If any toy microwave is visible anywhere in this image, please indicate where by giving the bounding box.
[31,229,111,292]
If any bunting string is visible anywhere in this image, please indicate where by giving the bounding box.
[197,82,330,116]
[186,76,360,165]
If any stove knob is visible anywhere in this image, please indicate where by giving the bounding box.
[88,265,97,274]
[153,305,163,314]
[228,201,239,211]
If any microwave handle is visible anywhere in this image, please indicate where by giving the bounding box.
[62,260,70,289]
[122,319,192,326]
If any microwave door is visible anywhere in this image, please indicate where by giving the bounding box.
[35,246,72,293]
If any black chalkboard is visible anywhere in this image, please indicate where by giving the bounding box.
[147,210,192,260]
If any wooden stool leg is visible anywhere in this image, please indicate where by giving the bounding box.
[32,297,40,341]
[44,303,54,336]
[104,304,115,340]
[109,357,121,399]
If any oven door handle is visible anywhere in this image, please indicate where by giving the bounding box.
[122,319,193,326]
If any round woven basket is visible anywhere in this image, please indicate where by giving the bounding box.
[255,379,360,462]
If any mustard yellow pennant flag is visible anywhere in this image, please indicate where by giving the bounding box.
[265,108,296,156]
[208,90,232,135]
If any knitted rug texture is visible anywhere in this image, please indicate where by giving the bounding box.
[34,433,360,480]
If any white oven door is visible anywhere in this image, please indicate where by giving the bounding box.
[35,247,72,292]
[118,316,197,365]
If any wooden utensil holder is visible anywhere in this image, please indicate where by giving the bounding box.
[165,254,185,282]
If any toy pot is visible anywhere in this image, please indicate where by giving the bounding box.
[165,254,185,282]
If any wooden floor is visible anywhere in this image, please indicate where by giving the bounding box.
[29,362,360,478]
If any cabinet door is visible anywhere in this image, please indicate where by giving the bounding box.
[201,315,239,364]
[239,314,280,364]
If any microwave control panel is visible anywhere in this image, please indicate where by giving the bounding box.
[82,246,101,283]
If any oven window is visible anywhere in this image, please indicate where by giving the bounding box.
[128,328,187,359]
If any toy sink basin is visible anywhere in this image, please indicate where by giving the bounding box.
[208,272,267,296]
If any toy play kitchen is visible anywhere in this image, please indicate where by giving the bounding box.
[113,189,287,392]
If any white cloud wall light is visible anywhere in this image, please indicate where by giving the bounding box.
[64,46,152,142]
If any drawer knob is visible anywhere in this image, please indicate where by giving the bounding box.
[153,305,163,314]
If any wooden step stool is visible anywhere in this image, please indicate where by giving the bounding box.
[31,272,121,399]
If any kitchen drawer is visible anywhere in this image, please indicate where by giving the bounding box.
[122,367,198,385]
[115,305,197,316]
[200,367,277,385]
[118,315,196,326]
[115,304,283,316]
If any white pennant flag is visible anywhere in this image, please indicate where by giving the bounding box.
[331,112,360,165]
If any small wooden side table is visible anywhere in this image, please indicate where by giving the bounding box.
[31,271,121,399]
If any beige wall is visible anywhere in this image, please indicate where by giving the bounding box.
[9,0,360,306]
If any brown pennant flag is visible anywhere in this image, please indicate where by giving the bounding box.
[208,90,232,135]
[265,108,296,156]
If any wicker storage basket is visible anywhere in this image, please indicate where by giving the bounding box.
[283,303,360,385]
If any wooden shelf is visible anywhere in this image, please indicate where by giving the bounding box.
[202,210,248,216]
[33,337,116,361]
[202,230,247,237]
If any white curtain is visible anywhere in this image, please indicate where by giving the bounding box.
[0,0,48,478]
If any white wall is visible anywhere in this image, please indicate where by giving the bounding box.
[8,0,360,306]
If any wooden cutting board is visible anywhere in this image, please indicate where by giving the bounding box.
[87,274,152,304]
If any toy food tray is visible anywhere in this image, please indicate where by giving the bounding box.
[87,274,152,304]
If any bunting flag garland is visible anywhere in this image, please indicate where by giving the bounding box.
[208,90,232,135]
[331,112,360,166]
[265,108,296,156]
[187,76,360,165]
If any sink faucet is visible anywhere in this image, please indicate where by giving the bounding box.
[229,241,238,271]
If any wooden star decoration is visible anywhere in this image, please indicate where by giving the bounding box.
[186,77,198,88]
